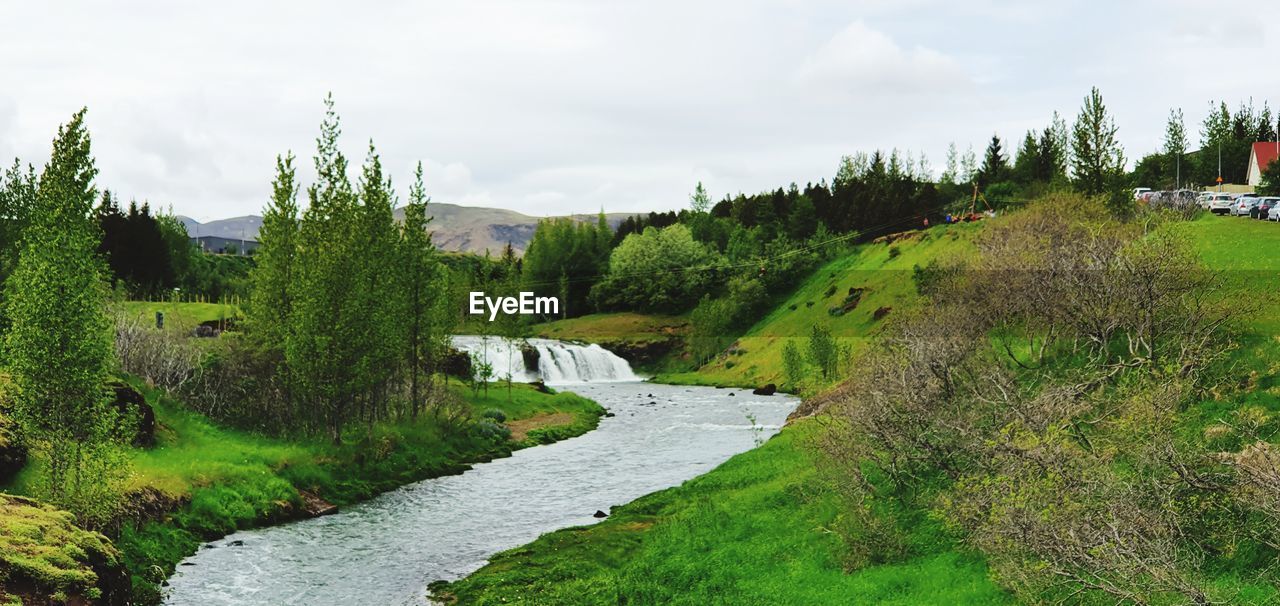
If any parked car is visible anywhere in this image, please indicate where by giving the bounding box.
[1233,196,1261,216]
[1198,191,1214,209]
[1269,201,1280,221]
[1133,187,1152,200]
[1208,193,1239,214]
[1256,197,1280,219]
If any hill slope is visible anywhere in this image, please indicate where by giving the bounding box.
[179,204,637,255]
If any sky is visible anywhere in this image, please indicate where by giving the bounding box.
[2,0,1277,221]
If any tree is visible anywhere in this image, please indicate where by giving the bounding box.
[591,223,720,314]
[781,340,807,392]
[1163,108,1187,189]
[690,181,711,214]
[1071,87,1125,196]
[807,324,839,381]
[1012,131,1040,185]
[247,152,299,348]
[400,161,445,418]
[978,134,1008,186]
[3,109,125,521]
[287,94,364,442]
[940,142,959,185]
[351,141,403,424]
[960,145,978,185]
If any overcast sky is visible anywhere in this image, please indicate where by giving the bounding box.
[1,1,1276,221]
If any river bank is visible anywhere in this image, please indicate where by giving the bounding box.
[162,382,796,605]
[2,378,605,604]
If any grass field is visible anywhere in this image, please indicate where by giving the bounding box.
[115,301,240,328]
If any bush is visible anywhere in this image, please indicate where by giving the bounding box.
[470,420,511,443]
[481,409,507,423]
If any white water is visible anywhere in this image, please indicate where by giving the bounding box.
[450,335,640,384]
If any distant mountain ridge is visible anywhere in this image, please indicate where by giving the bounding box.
[178,203,638,255]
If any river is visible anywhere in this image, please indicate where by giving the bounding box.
[163,340,797,605]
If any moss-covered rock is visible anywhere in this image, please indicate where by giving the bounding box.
[0,493,128,605]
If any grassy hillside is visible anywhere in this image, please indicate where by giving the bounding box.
[449,212,1280,605]
[657,223,981,387]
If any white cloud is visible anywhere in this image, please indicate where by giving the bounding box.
[2,1,1280,219]
[796,21,971,97]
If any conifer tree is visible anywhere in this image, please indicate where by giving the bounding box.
[288,94,362,442]
[1071,87,1126,196]
[248,152,299,348]
[400,161,439,418]
[4,109,124,519]
[353,141,402,422]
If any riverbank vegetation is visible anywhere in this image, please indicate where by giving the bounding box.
[0,103,610,604]
[453,194,1280,604]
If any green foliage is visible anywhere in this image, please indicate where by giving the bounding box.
[246,152,299,349]
[1071,86,1126,195]
[400,161,451,418]
[3,109,127,523]
[806,324,839,381]
[1259,155,1280,196]
[521,215,611,317]
[593,224,721,314]
[780,339,806,393]
[977,133,1008,187]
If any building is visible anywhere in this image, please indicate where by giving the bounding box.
[1246,141,1280,187]
[191,235,259,255]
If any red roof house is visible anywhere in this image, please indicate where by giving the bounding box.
[1248,141,1280,187]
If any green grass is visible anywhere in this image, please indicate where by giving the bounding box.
[448,212,1280,605]
[436,421,1011,605]
[5,379,605,604]
[657,224,981,388]
[116,301,240,328]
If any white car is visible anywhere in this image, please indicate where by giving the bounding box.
[1197,191,1213,209]
[1232,196,1261,216]
[1208,193,1238,214]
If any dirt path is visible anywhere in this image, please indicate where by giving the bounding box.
[506,412,576,442]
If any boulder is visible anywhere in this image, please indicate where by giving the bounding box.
[520,344,541,372]
[593,510,608,518]
[440,347,474,380]
[752,384,777,396]
[108,381,155,447]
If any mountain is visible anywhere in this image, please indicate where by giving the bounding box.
[178,203,637,255]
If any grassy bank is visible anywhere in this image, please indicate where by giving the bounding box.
[447,211,1280,605]
[433,421,1010,605]
[656,223,979,389]
[3,378,605,603]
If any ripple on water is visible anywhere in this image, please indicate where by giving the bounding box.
[163,382,798,606]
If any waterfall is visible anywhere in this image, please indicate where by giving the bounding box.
[450,336,640,384]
